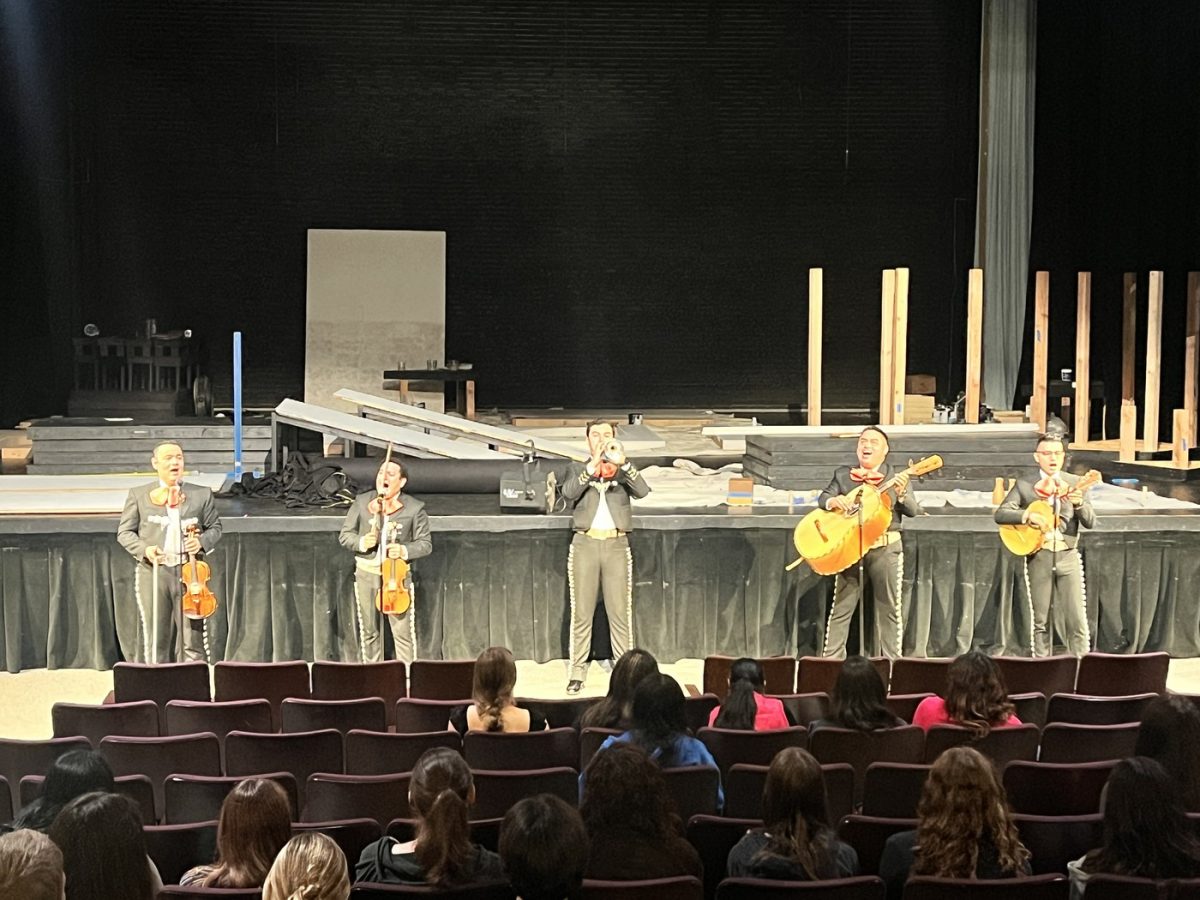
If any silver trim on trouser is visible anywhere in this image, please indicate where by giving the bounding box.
[133,564,150,663]
[893,548,905,657]
[624,543,634,650]
[1076,548,1091,651]
[1022,558,1036,656]
[823,575,841,657]
[567,540,579,676]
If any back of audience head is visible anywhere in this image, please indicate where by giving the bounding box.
[263,832,349,900]
[0,829,65,900]
[629,673,689,765]
[1135,694,1200,811]
[409,746,477,885]
[581,741,681,842]
[830,655,896,731]
[713,658,764,730]
[912,746,1028,879]
[48,791,155,900]
[579,648,658,730]
[473,645,518,732]
[204,778,293,888]
[500,794,589,900]
[1084,756,1200,879]
[13,750,114,833]
[759,747,838,878]
[942,651,1014,736]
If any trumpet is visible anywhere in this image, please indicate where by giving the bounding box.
[603,440,625,463]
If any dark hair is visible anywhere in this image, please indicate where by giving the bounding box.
[13,750,115,832]
[48,791,155,900]
[755,748,840,879]
[1083,757,1200,879]
[579,648,659,730]
[202,779,293,888]
[1135,695,1200,811]
[581,742,682,841]
[472,646,517,733]
[860,426,889,444]
[830,656,900,731]
[1036,432,1067,450]
[942,651,1014,737]
[628,674,689,767]
[500,794,589,900]
[409,747,476,886]
[714,658,764,730]
[584,419,617,438]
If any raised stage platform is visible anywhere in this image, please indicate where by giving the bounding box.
[3,493,1200,673]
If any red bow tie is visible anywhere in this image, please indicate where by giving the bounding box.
[850,467,885,486]
[1035,477,1070,499]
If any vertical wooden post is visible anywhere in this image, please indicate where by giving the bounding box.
[1074,272,1092,443]
[1144,270,1164,451]
[965,268,984,423]
[1122,273,1137,403]
[1031,271,1050,432]
[1173,409,1192,469]
[1119,401,1138,462]
[879,269,897,425]
[808,268,823,426]
[891,268,910,425]
[1186,272,1200,443]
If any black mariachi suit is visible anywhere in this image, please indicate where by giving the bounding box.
[338,491,432,664]
[994,473,1095,657]
[817,463,921,659]
[116,482,222,663]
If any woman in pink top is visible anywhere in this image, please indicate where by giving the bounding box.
[912,651,1022,734]
[708,658,791,730]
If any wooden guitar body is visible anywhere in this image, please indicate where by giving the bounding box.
[998,499,1055,557]
[793,487,894,575]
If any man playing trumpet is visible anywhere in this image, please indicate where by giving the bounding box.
[562,419,650,693]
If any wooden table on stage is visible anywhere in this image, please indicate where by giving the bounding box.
[383,369,477,420]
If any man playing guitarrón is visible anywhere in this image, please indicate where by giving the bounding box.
[819,426,920,660]
[994,433,1095,657]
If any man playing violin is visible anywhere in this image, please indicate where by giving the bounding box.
[994,433,1095,657]
[116,441,223,663]
[819,426,920,660]
[562,419,651,694]
[338,458,431,664]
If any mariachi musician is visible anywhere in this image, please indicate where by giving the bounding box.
[338,456,431,664]
[818,426,921,660]
[117,441,222,663]
[994,432,1094,657]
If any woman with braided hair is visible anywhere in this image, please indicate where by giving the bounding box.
[263,832,349,900]
[449,646,547,735]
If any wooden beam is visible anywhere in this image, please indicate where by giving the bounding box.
[1074,272,1092,442]
[1119,402,1138,463]
[1173,409,1192,469]
[1187,272,1200,443]
[1122,273,1137,403]
[891,268,910,426]
[879,269,897,425]
[1031,271,1050,432]
[965,268,984,424]
[1145,270,1164,451]
[808,268,823,426]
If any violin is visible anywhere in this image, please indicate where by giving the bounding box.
[180,523,219,620]
[374,516,412,615]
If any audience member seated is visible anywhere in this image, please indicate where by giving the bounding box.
[181,778,293,888]
[708,658,790,730]
[1068,756,1200,898]
[727,746,858,880]
[0,829,65,900]
[810,655,904,732]
[912,651,1022,734]
[265,832,350,900]
[500,794,590,900]
[578,647,659,730]
[1134,694,1200,811]
[580,742,703,881]
[356,747,504,887]
[10,750,115,833]
[589,673,724,810]
[879,747,1030,900]
[48,791,162,900]
[450,646,548,735]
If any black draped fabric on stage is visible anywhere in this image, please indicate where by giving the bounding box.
[2,524,1199,672]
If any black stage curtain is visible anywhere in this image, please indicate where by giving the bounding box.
[2,528,1198,672]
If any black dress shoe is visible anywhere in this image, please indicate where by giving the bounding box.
[566,680,583,694]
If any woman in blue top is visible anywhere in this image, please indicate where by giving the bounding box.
[586,673,724,811]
